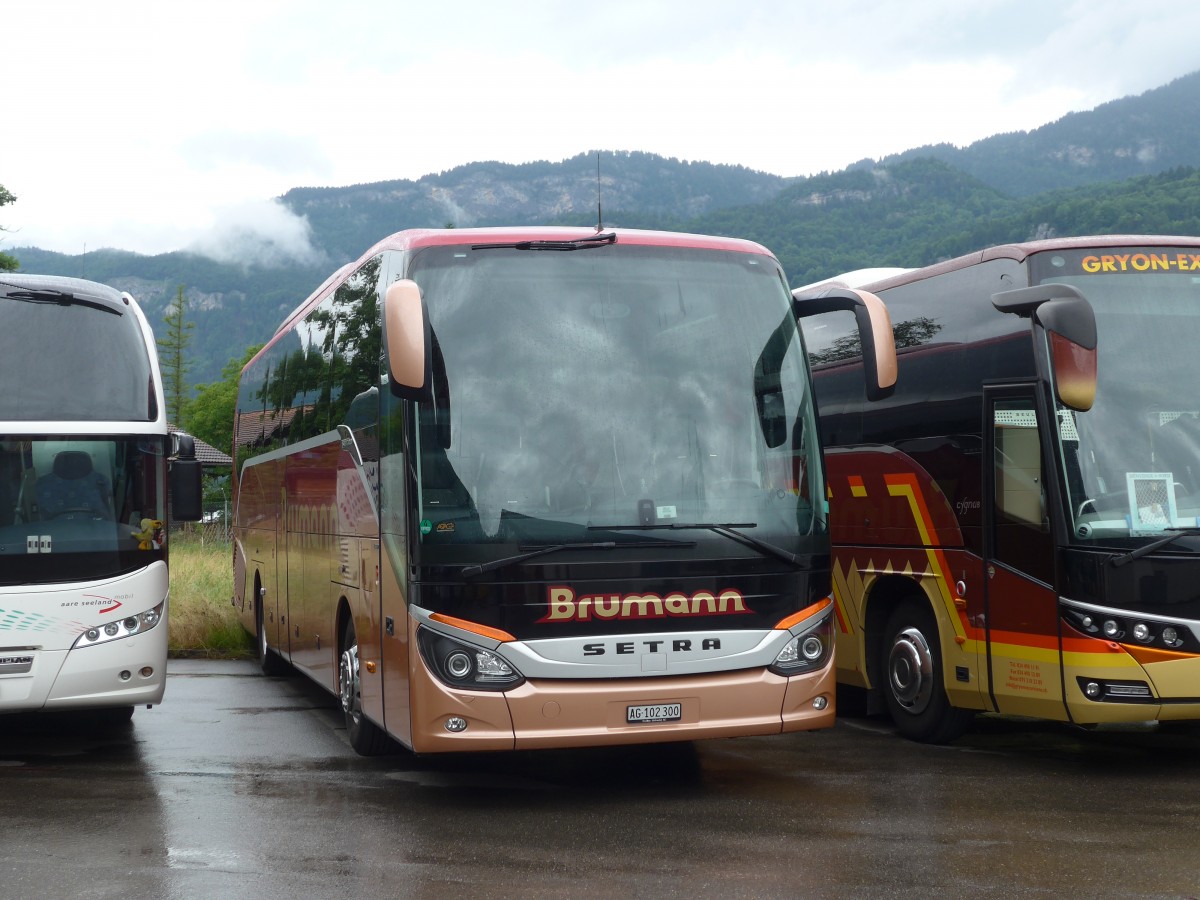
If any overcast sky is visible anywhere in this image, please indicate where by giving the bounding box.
[5,0,1199,261]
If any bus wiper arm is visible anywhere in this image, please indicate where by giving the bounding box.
[471,232,617,252]
[3,288,122,315]
[1111,528,1200,568]
[588,521,807,570]
[461,536,693,578]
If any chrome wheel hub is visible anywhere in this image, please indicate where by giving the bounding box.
[339,644,360,720]
[888,626,934,715]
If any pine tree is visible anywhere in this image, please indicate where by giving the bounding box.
[158,284,194,425]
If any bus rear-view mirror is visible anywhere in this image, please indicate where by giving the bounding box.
[791,287,898,402]
[993,284,1097,412]
[383,279,433,401]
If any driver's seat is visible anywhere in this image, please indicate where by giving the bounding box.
[35,451,113,520]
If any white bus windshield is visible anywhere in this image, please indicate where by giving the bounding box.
[408,242,823,557]
[0,436,168,585]
[0,279,155,421]
[1035,249,1200,544]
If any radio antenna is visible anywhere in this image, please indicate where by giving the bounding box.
[595,152,603,232]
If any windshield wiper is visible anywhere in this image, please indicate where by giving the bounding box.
[588,521,808,569]
[461,536,694,578]
[2,287,122,315]
[1111,528,1200,568]
[471,232,617,252]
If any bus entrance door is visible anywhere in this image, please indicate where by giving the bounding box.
[983,387,1069,721]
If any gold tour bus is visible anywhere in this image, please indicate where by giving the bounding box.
[231,226,895,754]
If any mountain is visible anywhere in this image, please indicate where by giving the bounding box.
[862,71,1200,197]
[280,151,788,263]
[7,71,1200,390]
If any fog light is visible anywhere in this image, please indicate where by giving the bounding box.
[1162,626,1180,646]
[1133,623,1152,643]
[1102,620,1120,638]
[139,666,154,678]
[813,696,828,711]
[444,716,468,733]
[445,651,472,679]
[119,670,132,682]
[1085,681,1102,698]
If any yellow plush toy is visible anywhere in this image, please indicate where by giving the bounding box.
[131,518,164,550]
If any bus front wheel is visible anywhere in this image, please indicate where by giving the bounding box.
[881,601,973,744]
[255,592,289,677]
[338,620,390,756]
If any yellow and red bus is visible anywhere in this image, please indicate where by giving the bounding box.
[799,235,1200,742]
[231,226,895,754]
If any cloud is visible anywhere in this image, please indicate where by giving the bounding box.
[188,199,322,268]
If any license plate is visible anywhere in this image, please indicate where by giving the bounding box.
[626,703,682,724]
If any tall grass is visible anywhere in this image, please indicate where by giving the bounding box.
[168,532,253,658]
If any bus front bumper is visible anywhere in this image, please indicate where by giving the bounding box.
[408,661,836,753]
[0,624,168,713]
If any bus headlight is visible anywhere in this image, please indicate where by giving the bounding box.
[72,601,166,649]
[416,627,525,691]
[770,608,834,676]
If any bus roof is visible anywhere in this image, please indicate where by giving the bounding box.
[0,273,130,311]
[272,226,777,339]
[842,234,1200,294]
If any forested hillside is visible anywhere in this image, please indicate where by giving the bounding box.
[281,151,788,263]
[665,162,1200,286]
[866,71,1200,197]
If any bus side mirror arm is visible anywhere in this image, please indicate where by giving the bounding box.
[791,287,898,401]
[993,284,1097,411]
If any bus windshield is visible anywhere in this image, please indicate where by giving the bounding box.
[0,436,168,585]
[408,242,822,559]
[0,281,155,421]
[1034,248,1200,545]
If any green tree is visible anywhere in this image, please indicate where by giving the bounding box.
[186,344,262,457]
[158,284,194,424]
[0,183,18,271]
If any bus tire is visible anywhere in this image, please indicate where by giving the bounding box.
[256,593,289,677]
[339,619,390,756]
[881,601,973,744]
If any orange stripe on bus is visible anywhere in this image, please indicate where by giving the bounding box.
[429,613,516,643]
[1123,644,1197,665]
[774,596,832,630]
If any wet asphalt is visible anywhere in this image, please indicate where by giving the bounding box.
[2,659,1199,899]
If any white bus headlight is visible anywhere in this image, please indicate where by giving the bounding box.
[73,601,166,649]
